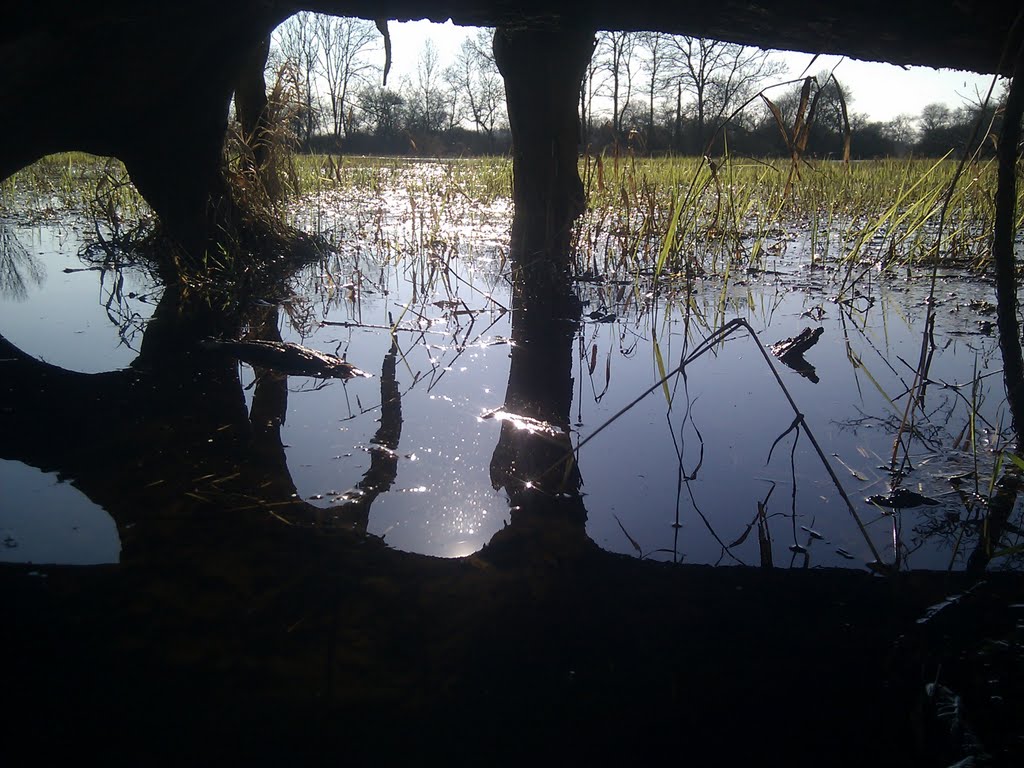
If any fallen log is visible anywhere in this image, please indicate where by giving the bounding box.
[200,339,371,380]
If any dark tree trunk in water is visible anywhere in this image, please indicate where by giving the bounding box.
[485,23,596,561]
[233,35,273,178]
[994,52,1024,451]
[969,50,1024,574]
[121,107,229,258]
[493,23,595,305]
[120,36,280,265]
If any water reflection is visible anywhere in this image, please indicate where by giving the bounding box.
[0,201,1020,571]
[0,459,120,564]
[0,222,44,300]
[485,273,591,561]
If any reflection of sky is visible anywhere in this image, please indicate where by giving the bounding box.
[265,292,514,558]
[271,242,1013,568]
[575,275,1012,570]
[2,175,1018,569]
[0,222,157,372]
[0,460,121,564]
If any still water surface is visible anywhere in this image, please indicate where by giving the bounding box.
[1,176,1018,571]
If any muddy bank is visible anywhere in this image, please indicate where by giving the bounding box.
[3,528,1021,765]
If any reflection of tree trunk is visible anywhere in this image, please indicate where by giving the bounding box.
[966,468,1020,574]
[246,306,291,472]
[485,297,591,560]
[488,299,581,501]
[332,338,403,532]
[0,288,331,561]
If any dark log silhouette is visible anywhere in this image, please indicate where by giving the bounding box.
[201,338,372,379]
[770,326,823,359]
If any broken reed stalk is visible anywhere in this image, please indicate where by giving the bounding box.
[571,317,884,565]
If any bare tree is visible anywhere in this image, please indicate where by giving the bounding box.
[919,103,953,133]
[883,114,917,146]
[315,16,380,140]
[274,12,320,145]
[407,40,448,134]
[443,29,506,148]
[580,52,600,148]
[594,31,640,143]
[666,37,787,153]
[638,31,673,144]
[358,87,405,138]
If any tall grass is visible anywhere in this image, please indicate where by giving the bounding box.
[3,150,1014,288]
[580,153,1014,283]
[0,152,150,225]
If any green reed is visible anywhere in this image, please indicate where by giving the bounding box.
[584,153,1012,284]
[5,151,1015,285]
[0,152,150,225]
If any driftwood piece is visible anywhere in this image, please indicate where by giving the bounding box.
[770,326,824,359]
[201,339,371,380]
[866,487,940,509]
[769,326,823,383]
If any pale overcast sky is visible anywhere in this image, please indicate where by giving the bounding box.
[386,20,1003,123]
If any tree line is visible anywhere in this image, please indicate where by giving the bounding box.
[266,14,1006,159]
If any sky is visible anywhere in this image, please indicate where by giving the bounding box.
[385,20,1003,123]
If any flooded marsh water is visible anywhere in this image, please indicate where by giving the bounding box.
[2,157,1020,573]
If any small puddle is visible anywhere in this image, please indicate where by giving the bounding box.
[0,459,121,564]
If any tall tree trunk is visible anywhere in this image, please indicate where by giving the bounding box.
[994,53,1024,449]
[234,36,274,193]
[675,83,682,152]
[493,23,595,294]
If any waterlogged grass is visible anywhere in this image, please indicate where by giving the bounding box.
[2,152,1019,284]
[290,154,512,205]
[0,152,150,226]
[579,153,1020,280]
[277,152,1017,284]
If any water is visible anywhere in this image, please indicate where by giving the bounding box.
[1,173,1019,571]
